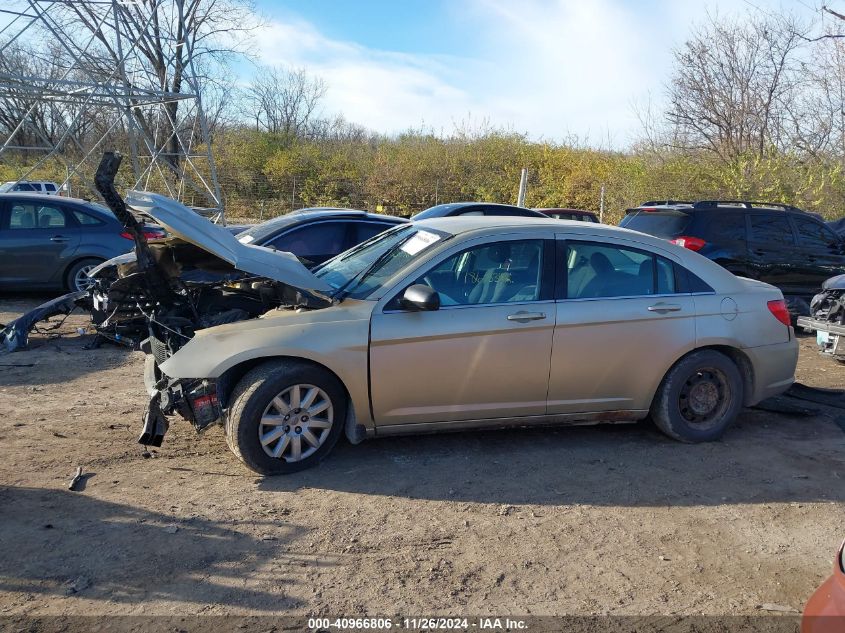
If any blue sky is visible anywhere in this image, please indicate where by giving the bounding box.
[251,0,821,147]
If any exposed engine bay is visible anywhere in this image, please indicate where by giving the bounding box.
[798,274,845,362]
[87,152,332,446]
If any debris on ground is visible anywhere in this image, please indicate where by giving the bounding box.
[67,466,84,491]
[0,291,88,353]
[786,382,845,410]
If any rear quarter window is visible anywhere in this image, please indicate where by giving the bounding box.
[619,212,690,238]
[700,212,746,241]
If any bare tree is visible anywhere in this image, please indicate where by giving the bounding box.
[245,67,327,138]
[665,11,805,162]
[49,0,258,173]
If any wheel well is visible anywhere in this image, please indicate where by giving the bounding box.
[666,345,754,407]
[216,356,351,409]
[62,256,104,288]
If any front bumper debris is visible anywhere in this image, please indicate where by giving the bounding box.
[139,373,222,447]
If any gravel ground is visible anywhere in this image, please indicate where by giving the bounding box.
[0,295,843,623]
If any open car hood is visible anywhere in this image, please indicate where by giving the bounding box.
[125,191,331,294]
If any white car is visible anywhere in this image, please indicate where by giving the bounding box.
[0,180,64,195]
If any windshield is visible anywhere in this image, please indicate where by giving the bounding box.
[619,210,691,238]
[315,224,450,299]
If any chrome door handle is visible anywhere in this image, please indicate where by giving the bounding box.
[647,303,682,313]
[50,235,68,243]
[507,311,546,322]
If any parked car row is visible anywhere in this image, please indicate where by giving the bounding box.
[0,196,595,293]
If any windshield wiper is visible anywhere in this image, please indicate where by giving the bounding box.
[332,245,401,302]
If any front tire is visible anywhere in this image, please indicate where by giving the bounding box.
[650,350,743,443]
[226,361,346,475]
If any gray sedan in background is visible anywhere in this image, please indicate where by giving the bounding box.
[0,193,163,291]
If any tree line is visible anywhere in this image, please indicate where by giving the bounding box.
[2,2,845,222]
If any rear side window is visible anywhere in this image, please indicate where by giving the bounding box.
[565,241,670,299]
[8,203,67,229]
[704,213,746,241]
[72,210,103,226]
[268,222,349,259]
[14,183,37,192]
[619,211,690,238]
[793,216,839,249]
[353,222,394,244]
[748,213,794,245]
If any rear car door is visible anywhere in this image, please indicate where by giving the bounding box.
[746,213,799,292]
[370,235,555,426]
[0,199,80,286]
[789,214,845,294]
[548,237,696,414]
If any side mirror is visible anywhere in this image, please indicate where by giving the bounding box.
[401,284,440,311]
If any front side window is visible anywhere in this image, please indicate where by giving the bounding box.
[793,216,839,249]
[413,239,545,306]
[8,203,67,229]
[565,241,674,299]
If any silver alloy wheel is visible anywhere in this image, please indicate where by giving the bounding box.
[258,383,334,462]
[73,265,97,291]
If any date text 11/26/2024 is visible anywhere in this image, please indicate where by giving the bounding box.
[307,617,528,630]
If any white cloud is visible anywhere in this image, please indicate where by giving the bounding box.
[252,18,482,133]
[251,0,819,147]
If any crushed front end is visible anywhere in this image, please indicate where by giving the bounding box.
[797,274,845,362]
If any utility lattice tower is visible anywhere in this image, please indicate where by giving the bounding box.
[0,0,222,214]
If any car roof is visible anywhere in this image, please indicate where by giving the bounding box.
[0,192,91,205]
[537,208,597,214]
[236,207,407,240]
[392,216,741,298]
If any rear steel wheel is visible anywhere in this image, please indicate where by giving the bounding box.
[677,367,731,431]
[650,350,743,443]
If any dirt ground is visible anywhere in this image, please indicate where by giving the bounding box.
[0,294,844,622]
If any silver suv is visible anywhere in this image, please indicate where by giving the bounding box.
[0,181,63,195]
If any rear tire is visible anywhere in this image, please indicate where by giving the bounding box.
[225,360,346,475]
[650,350,743,443]
[65,258,103,292]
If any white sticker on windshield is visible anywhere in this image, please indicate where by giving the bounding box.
[400,230,440,255]
[238,234,255,244]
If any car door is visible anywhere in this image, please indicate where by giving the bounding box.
[0,199,80,286]
[369,235,555,426]
[547,237,696,415]
[746,212,800,292]
[790,214,845,294]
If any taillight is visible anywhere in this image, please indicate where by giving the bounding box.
[120,229,165,240]
[767,299,791,326]
[670,236,706,251]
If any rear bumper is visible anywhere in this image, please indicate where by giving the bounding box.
[744,338,798,405]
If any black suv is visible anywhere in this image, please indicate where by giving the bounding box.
[619,200,845,310]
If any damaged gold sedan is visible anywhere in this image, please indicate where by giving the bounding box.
[103,180,797,474]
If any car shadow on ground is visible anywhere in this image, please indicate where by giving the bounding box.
[257,409,845,507]
[0,486,322,611]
